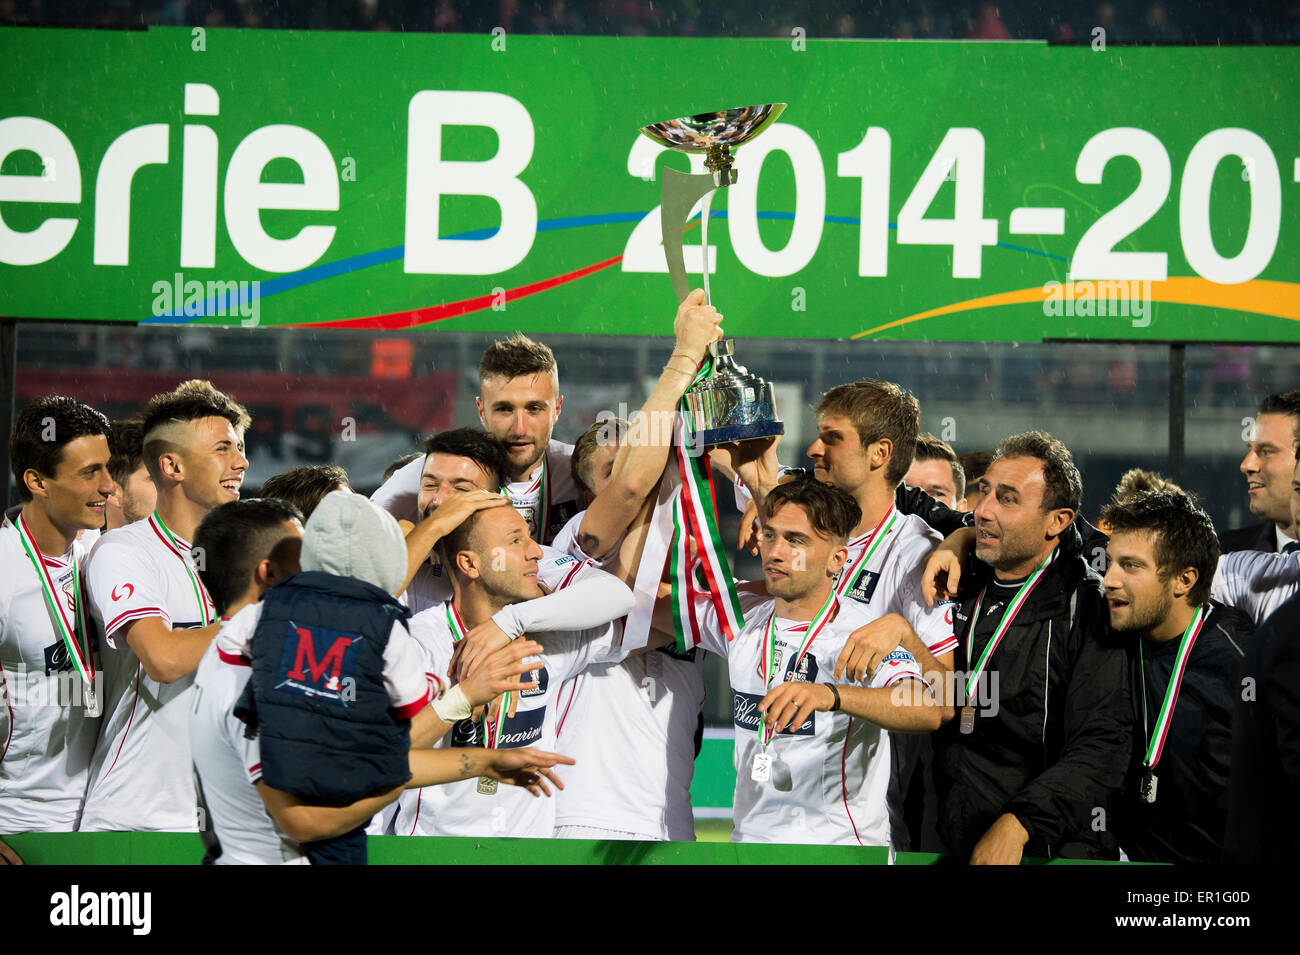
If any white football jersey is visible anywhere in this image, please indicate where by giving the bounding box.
[693,591,924,846]
[549,507,703,842]
[0,509,101,833]
[1212,549,1300,625]
[79,515,218,832]
[189,622,307,865]
[392,606,625,838]
[371,439,582,546]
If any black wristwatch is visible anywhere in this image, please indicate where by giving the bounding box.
[823,682,841,712]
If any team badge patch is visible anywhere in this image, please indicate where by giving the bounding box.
[275,621,359,705]
[843,567,881,604]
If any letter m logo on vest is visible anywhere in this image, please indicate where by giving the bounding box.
[276,621,360,705]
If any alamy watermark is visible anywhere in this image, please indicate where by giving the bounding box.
[1042,278,1152,327]
[151,271,261,326]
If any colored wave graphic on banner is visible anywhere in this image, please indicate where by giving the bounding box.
[142,211,1074,331]
[850,278,1300,340]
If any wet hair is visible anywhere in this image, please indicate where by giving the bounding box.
[257,465,350,521]
[815,379,920,486]
[759,475,862,545]
[1101,489,1219,606]
[195,498,303,616]
[10,396,111,501]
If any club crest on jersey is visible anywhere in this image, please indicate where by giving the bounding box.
[275,622,359,705]
[549,500,578,538]
[843,568,881,604]
[43,639,72,675]
[111,582,135,601]
[518,664,549,698]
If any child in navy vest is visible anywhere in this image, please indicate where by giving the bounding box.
[235,492,430,864]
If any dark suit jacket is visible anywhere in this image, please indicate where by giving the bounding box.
[1218,522,1278,554]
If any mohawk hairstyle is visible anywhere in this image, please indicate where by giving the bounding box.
[140,380,251,482]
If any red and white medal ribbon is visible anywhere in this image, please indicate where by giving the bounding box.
[151,511,215,626]
[445,601,509,748]
[834,504,898,598]
[15,513,94,688]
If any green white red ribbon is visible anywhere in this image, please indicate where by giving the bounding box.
[758,589,837,746]
[1139,604,1209,770]
[963,550,1056,704]
[669,355,745,651]
[15,512,94,687]
[445,600,509,748]
[835,504,898,597]
[151,510,214,626]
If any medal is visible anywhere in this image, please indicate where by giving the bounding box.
[476,776,498,795]
[959,705,975,734]
[15,513,97,709]
[750,752,772,783]
[1137,605,1208,810]
[83,681,100,717]
[1139,771,1158,804]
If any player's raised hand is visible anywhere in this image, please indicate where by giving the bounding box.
[451,616,515,681]
[921,527,976,606]
[758,680,834,735]
[834,613,909,683]
[673,288,723,364]
[482,747,576,798]
[424,488,509,532]
[457,640,544,718]
[736,497,760,554]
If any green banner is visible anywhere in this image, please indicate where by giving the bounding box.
[1,27,1297,341]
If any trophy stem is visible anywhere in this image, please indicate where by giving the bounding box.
[660,166,737,305]
[698,190,714,307]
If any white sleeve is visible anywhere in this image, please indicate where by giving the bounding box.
[224,700,263,784]
[85,537,169,647]
[405,610,453,701]
[537,622,626,682]
[551,511,598,563]
[383,623,433,719]
[493,560,635,638]
[896,574,958,658]
[685,587,767,658]
[370,454,424,525]
[1210,553,1238,608]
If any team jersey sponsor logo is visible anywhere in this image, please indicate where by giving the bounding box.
[733,691,814,736]
[275,621,358,704]
[941,602,956,627]
[843,567,881,604]
[111,582,135,601]
[43,638,73,675]
[450,704,546,749]
[759,648,820,683]
[880,648,916,671]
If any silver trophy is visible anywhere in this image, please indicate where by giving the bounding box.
[640,105,787,445]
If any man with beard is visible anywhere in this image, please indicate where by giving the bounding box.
[1101,489,1250,863]
[372,335,584,547]
[927,431,1130,863]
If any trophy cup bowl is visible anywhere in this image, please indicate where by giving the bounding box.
[683,340,785,446]
[639,104,787,172]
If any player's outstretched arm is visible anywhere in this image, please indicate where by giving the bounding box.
[256,781,406,844]
[573,288,722,561]
[124,617,221,684]
[759,676,942,736]
[409,747,576,798]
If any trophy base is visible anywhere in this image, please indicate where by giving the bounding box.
[700,420,785,446]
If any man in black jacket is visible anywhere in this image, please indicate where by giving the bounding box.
[931,431,1131,864]
[1100,488,1250,863]
[1220,391,1299,554]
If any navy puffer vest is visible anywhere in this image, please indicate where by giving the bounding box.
[234,571,413,801]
